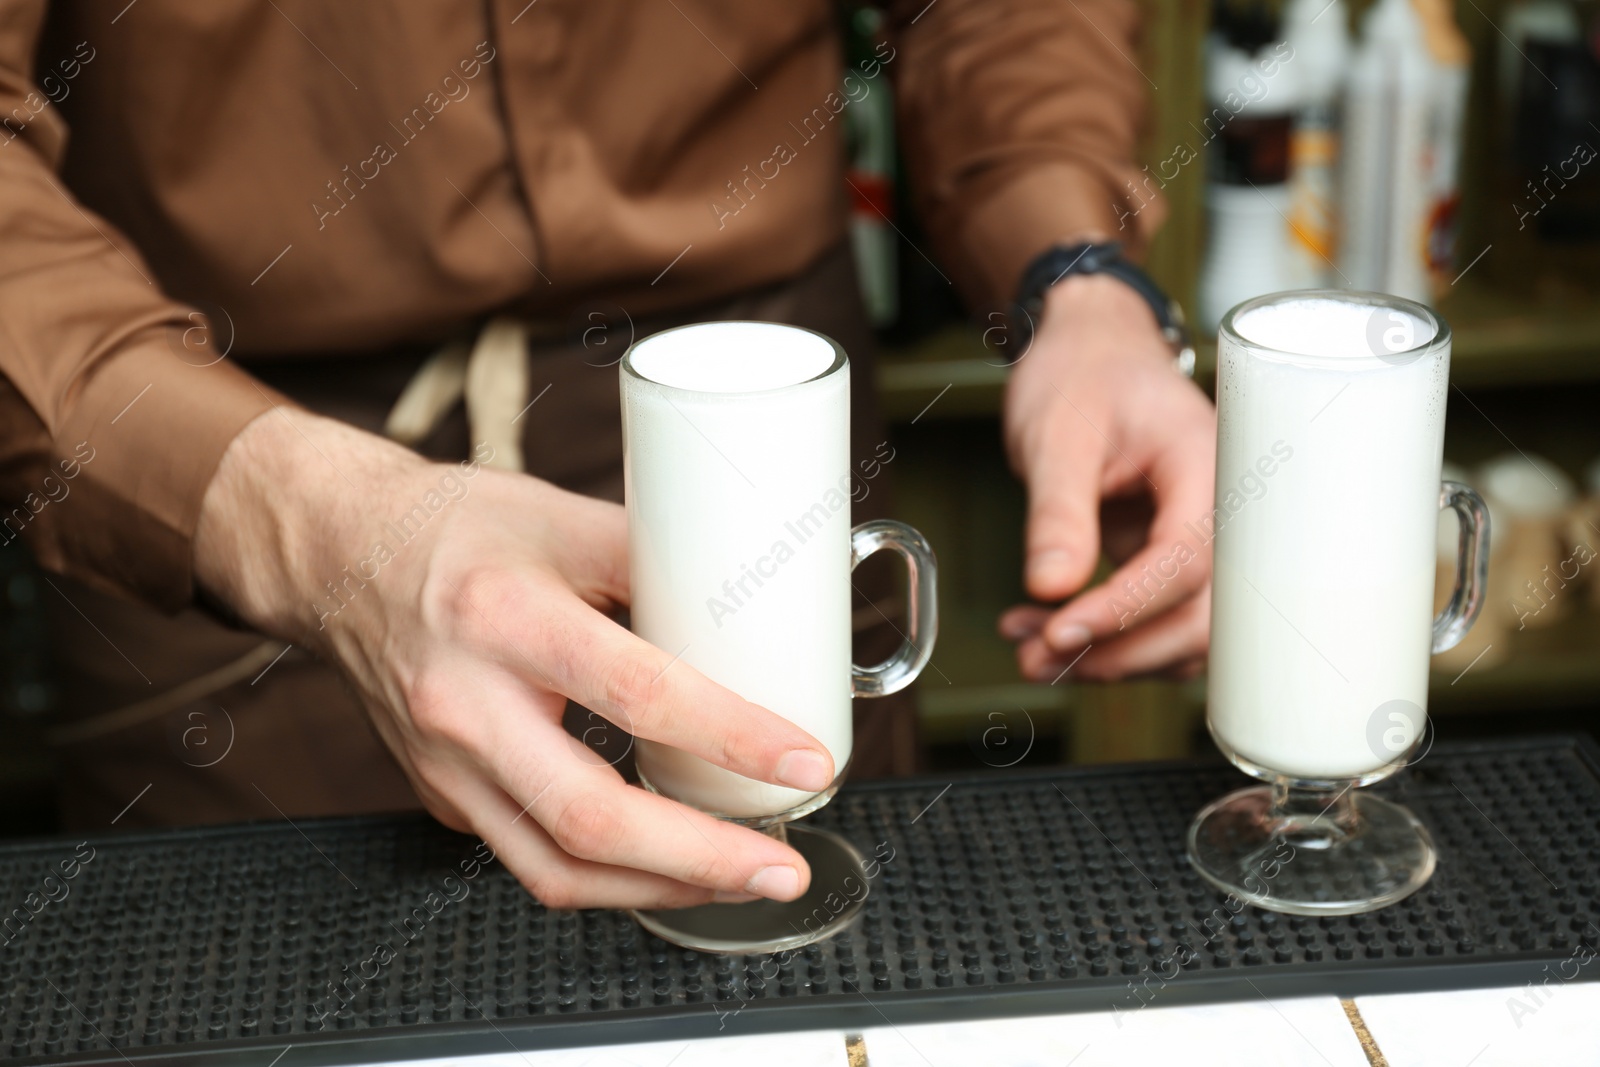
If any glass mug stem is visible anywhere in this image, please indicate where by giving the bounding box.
[849,520,939,698]
[1268,778,1361,846]
[1434,480,1490,654]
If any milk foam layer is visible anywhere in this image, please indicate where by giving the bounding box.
[628,322,837,393]
[1233,297,1436,362]
[623,323,853,818]
[1209,296,1449,780]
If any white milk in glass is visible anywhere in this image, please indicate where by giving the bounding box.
[622,323,852,819]
[1209,296,1448,780]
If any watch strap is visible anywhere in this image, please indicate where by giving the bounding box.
[1012,242,1195,376]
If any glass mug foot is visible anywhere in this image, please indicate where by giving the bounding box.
[1186,782,1436,916]
[630,824,870,954]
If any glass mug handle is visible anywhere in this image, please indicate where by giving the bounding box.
[849,520,939,697]
[1433,480,1491,654]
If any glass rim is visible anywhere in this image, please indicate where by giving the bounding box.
[620,320,848,397]
[1217,289,1451,369]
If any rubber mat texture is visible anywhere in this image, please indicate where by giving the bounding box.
[1,736,1597,1065]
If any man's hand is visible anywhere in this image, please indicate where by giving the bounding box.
[999,274,1217,681]
[195,407,835,910]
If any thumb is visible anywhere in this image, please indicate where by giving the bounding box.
[1019,409,1105,604]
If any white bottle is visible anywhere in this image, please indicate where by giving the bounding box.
[1339,0,1470,302]
[1283,0,1352,288]
[1197,36,1298,331]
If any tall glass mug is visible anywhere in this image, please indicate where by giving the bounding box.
[1188,291,1489,915]
[620,321,937,952]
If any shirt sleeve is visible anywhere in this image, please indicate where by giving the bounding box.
[0,2,282,611]
[885,0,1166,308]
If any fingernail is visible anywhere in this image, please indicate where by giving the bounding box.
[999,616,1039,641]
[775,749,832,792]
[713,890,760,904]
[746,865,803,901]
[1048,623,1092,650]
[1029,550,1072,588]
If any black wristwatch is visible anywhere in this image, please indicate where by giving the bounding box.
[1011,242,1195,376]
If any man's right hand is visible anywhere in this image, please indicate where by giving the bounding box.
[194,406,834,910]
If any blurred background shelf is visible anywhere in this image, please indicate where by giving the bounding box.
[1430,607,1600,709]
[878,327,1009,423]
[875,0,1600,773]
[1441,280,1600,385]
[877,269,1600,422]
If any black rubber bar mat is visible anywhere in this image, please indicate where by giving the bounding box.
[2,735,1598,1066]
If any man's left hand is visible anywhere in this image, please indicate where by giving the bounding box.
[999,273,1217,682]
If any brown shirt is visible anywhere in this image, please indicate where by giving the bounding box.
[0,0,1158,612]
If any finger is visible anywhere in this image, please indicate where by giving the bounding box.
[1015,393,1107,604]
[432,664,816,901]
[541,593,836,792]
[1040,414,1216,652]
[553,491,632,608]
[999,604,1052,642]
[469,777,736,910]
[358,694,478,833]
[410,770,475,834]
[1015,632,1094,684]
[461,578,837,794]
[404,742,728,910]
[1064,584,1210,681]
[508,832,729,911]
[1156,655,1208,682]
[513,730,814,900]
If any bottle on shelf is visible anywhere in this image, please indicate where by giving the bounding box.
[842,4,899,328]
[1338,0,1470,303]
[1282,0,1352,289]
[1197,4,1298,331]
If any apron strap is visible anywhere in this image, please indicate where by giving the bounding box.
[384,317,529,472]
